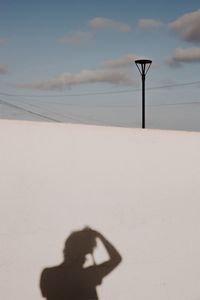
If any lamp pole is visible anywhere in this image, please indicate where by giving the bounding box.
[135,59,152,129]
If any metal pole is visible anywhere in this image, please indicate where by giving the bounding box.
[142,74,145,129]
[135,59,152,129]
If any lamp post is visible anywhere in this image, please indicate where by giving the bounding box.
[135,59,152,129]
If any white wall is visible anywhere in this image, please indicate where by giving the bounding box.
[0,120,200,300]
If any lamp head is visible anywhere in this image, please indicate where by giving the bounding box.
[135,59,152,76]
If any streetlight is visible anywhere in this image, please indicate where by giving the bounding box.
[135,59,152,129]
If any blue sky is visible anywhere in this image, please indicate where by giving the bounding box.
[0,0,200,130]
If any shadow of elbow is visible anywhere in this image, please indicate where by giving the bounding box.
[116,254,122,266]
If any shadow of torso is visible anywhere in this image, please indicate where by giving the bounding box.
[40,263,103,300]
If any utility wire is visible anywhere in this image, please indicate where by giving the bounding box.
[0,96,123,127]
[8,93,200,108]
[0,98,62,123]
[147,101,200,107]
[2,93,200,111]
[0,80,200,98]
[1,95,200,129]
[30,100,200,108]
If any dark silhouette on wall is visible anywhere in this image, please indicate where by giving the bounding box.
[40,227,122,300]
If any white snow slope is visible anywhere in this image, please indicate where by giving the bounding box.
[0,120,200,300]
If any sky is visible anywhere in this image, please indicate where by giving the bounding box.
[0,0,200,130]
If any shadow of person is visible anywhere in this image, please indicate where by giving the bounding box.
[40,227,122,300]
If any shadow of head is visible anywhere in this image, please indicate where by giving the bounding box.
[63,228,96,265]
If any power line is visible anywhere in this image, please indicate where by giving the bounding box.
[0,96,122,127]
[0,98,62,123]
[147,101,200,107]
[2,93,200,109]
[1,95,200,129]
[0,80,200,98]
[34,100,200,108]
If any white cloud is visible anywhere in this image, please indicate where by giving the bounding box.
[89,17,131,32]
[138,19,163,30]
[167,47,200,67]
[169,9,200,43]
[58,31,94,45]
[16,54,139,90]
[17,69,135,90]
[0,65,9,75]
[58,18,130,47]
[101,54,140,69]
[102,54,155,69]
[166,58,181,68]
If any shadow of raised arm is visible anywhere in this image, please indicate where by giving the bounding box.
[90,229,122,278]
